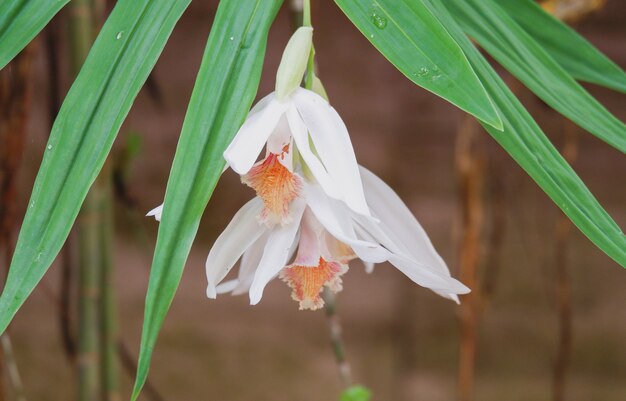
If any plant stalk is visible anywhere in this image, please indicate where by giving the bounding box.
[455,114,486,401]
[68,0,106,400]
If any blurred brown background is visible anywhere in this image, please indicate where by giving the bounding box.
[3,0,626,400]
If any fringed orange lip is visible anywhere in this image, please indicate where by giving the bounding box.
[280,257,348,310]
[242,152,303,227]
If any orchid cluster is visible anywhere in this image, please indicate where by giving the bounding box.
[149,27,469,310]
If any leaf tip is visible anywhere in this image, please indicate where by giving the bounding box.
[481,109,504,132]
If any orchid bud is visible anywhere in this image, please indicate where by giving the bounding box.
[275,26,313,100]
[311,75,328,101]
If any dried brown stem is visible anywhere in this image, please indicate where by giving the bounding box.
[552,121,578,401]
[0,44,35,401]
[541,0,607,22]
[456,115,486,401]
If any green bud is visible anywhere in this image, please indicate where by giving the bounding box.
[275,26,313,100]
[312,75,329,101]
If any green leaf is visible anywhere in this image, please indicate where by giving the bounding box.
[131,1,283,399]
[444,0,626,153]
[499,0,626,94]
[333,0,502,130]
[425,0,626,268]
[0,0,191,334]
[340,386,372,401]
[0,0,70,69]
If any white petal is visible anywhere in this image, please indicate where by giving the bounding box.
[286,105,339,199]
[215,280,239,294]
[206,198,265,298]
[232,232,269,295]
[266,115,292,155]
[359,165,463,301]
[292,88,370,216]
[224,96,289,174]
[248,92,276,117]
[304,184,387,263]
[387,253,470,297]
[291,209,323,266]
[249,198,306,305]
[146,204,163,221]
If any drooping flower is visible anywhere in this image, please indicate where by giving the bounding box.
[148,25,469,311]
[207,169,469,309]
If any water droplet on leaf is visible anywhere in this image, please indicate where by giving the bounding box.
[416,67,429,78]
[116,31,124,40]
[47,144,52,150]
[370,11,387,29]
[230,36,234,41]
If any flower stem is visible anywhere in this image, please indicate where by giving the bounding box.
[322,288,352,388]
[303,0,312,27]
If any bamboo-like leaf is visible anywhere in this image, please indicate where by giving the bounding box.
[425,0,626,268]
[333,0,502,130]
[0,0,70,69]
[131,1,283,399]
[0,0,69,69]
[499,0,626,94]
[444,0,626,153]
[0,0,191,334]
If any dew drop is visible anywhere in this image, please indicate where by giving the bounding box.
[431,74,442,81]
[416,67,429,78]
[370,34,375,39]
[47,144,52,150]
[230,36,234,41]
[116,31,124,40]
[370,10,387,29]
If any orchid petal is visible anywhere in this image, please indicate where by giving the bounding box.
[146,204,163,222]
[224,96,289,174]
[266,115,292,155]
[291,210,323,266]
[387,254,469,299]
[363,261,375,273]
[215,280,239,294]
[292,88,370,216]
[232,232,269,295]
[354,218,468,300]
[249,198,306,305]
[304,184,387,263]
[205,198,265,298]
[286,105,339,199]
[359,166,460,293]
[247,92,276,117]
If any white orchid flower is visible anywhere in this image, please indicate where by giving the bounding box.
[223,87,371,220]
[207,166,469,310]
[147,25,469,310]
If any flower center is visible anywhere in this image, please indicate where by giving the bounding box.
[242,150,302,227]
[279,257,348,310]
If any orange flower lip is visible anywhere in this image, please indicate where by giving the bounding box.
[280,257,348,311]
[242,152,303,227]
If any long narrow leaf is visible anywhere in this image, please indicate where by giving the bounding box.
[0,0,70,69]
[333,0,502,130]
[444,0,626,153]
[499,0,626,94]
[131,1,283,399]
[426,0,626,268]
[0,0,191,334]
